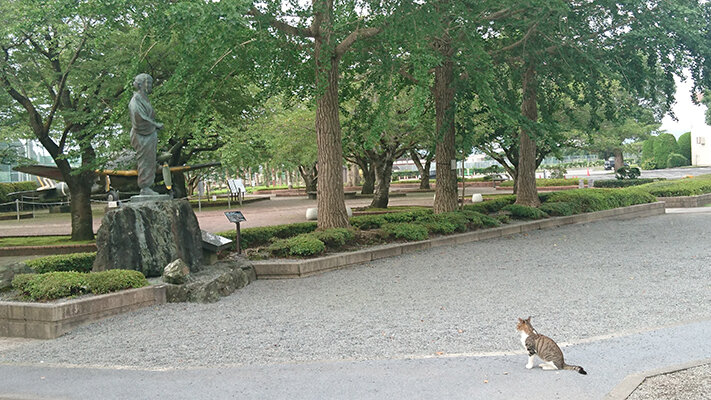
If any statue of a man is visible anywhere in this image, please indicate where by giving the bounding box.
[129,73,163,196]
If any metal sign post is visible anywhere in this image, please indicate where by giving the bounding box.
[197,180,205,212]
[224,211,247,254]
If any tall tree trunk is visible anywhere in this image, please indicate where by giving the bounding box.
[410,149,432,190]
[613,149,624,171]
[433,38,457,213]
[370,156,394,209]
[357,160,375,194]
[314,3,348,229]
[65,171,95,241]
[298,163,318,192]
[515,63,541,207]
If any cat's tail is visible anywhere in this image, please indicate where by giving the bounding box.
[563,364,587,375]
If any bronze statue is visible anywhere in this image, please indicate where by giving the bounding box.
[129,73,163,196]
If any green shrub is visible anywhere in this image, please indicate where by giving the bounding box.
[26,252,96,274]
[267,234,325,257]
[311,228,355,249]
[539,202,576,216]
[640,159,657,170]
[218,222,318,248]
[636,175,711,197]
[85,270,148,294]
[544,188,655,212]
[381,212,416,223]
[381,223,429,241]
[594,178,658,188]
[653,133,677,169]
[461,210,502,228]
[12,270,148,301]
[463,195,516,214]
[496,214,511,224]
[415,212,469,233]
[0,181,38,204]
[666,153,689,168]
[502,204,548,219]
[615,166,641,180]
[350,215,387,230]
[498,178,583,187]
[641,137,655,166]
[678,132,691,162]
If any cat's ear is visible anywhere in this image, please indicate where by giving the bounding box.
[518,318,524,323]
[526,316,531,322]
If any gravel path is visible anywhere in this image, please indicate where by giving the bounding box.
[627,363,711,400]
[1,212,710,370]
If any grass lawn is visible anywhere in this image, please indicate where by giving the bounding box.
[0,236,95,247]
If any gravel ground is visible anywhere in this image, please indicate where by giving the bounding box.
[0,212,710,369]
[627,363,711,400]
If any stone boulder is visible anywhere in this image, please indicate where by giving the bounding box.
[164,258,255,303]
[0,262,33,291]
[93,199,203,277]
[163,259,190,284]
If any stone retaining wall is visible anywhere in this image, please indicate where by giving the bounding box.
[0,285,166,339]
[252,202,665,279]
[659,193,711,208]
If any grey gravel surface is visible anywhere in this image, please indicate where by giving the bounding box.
[627,363,711,400]
[1,212,710,369]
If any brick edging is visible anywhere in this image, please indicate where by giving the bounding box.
[0,285,166,339]
[659,192,711,208]
[0,243,97,257]
[252,202,665,279]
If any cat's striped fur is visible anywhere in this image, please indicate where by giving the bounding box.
[516,317,587,375]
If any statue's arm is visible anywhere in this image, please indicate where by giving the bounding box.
[131,102,163,130]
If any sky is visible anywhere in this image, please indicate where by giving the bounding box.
[660,73,708,138]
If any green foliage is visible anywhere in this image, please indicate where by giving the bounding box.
[666,153,688,168]
[539,202,576,216]
[267,234,325,257]
[653,134,678,169]
[548,165,567,179]
[640,159,657,170]
[463,195,516,214]
[84,270,148,295]
[12,270,148,301]
[594,178,658,188]
[502,204,548,220]
[0,182,38,204]
[311,228,355,249]
[641,137,655,165]
[677,132,691,162]
[636,175,711,197]
[218,223,318,248]
[25,252,96,274]
[350,215,387,230]
[543,188,655,212]
[381,223,429,241]
[499,178,584,187]
[461,210,501,228]
[615,166,641,180]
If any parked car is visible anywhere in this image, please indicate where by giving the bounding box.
[604,158,629,170]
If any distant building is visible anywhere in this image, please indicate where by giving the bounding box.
[0,140,53,183]
[691,124,711,167]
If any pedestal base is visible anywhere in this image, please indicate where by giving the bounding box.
[130,194,172,203]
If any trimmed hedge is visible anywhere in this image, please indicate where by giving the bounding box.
[653,133,678,169]
[381,223,429,241]
[0,181,38,204]
[267,234,326,257]
[498,178,585,187]
[543,188,656,212]
[678,132,691,162]
[502,204,548,219]
[12,270,148,301]
[218,222,318,248]
[311,228,355,249]
[25,252,96,274]
[350,215,387,230]
[539,202,576,216]
[463,195,516,214]
[636,175,711,197]
[666,153,689,168]
[594,179,658,188]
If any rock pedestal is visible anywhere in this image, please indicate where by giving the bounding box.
[93,199,203,277]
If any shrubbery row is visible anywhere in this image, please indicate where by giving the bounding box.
[12,270,148,301]
[0,181,38,205]
[26,252,96,274]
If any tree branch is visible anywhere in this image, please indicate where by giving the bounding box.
[335,27,381,57]
[248,6,314,38]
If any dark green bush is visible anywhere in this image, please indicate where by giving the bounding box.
[26,252,96,274]
[636,175,711,197]
[381,223,429,241]
[381,212,416,223]
[496,214,511,224]
[350,215,387,230]
[544,188,655,212]
[502,204,548,219]
[0,181,38,204]
[85,270,148,294]
[641,137,655,166]
[653,133,677,169]
[12,270,148,301]
[677,132,691,162]
[218,222,318,248]
[311,228,355,249]
[615,166,641,180]
[666,153,689,168]
[415,212,469,233]
[463,195,516,214]
[498,178,582,187]
[267,234,325,257]
[594,179,658,188]
[539,202,576,216]
[461,210,502,228]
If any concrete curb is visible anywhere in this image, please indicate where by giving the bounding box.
[0,244,97,257]
[252,202,665,279]
[658,192,711,208]
[0,285,166,339]
[604,358,711,400]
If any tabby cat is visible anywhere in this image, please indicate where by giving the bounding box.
[516,317,587,375]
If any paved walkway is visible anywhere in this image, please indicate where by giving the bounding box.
[1,209,710,399]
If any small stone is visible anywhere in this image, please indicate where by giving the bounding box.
[163,259,190,285]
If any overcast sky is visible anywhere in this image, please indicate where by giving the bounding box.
[660,72,707,137]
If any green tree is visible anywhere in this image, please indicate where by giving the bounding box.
[677,132,692,164]
[0,0,145,240]
[653,133,678,169]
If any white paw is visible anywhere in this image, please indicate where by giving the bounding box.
[539,363,547,368]
[526,363,533,369]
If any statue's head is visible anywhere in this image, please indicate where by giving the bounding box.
[133,73,153,93]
